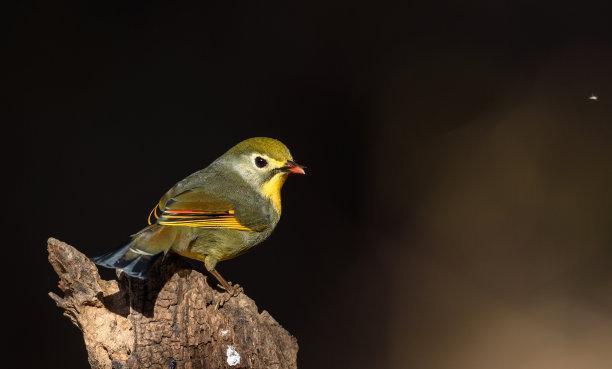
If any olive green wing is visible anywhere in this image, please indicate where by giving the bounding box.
[148,188,258,231]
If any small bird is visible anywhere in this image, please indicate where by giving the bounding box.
[93,137,305,292]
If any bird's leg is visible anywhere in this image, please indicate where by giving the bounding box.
[204,255,239,295]
[210,269,232,292]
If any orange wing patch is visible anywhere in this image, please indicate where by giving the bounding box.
[147,204,161,225]
[148,205,251,231]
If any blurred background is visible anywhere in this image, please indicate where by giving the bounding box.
[7,0,612,368]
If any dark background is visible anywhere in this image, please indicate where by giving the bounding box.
[7,0,612,368]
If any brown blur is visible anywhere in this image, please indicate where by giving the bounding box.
[376,47,612,368]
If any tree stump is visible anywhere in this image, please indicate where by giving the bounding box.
[47,237,298,369]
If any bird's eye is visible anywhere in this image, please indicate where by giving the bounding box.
[254,156,268,168]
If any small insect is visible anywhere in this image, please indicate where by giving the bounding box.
[588,94,598,101]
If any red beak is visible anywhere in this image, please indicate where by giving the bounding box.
[285,160,306,175]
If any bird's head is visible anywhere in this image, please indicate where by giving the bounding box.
[220,137,305,211]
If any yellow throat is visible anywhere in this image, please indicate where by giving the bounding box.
[261,173,288,214]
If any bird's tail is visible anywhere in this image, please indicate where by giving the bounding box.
[92,224,174,279]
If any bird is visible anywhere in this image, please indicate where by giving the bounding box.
[92,137,305,293]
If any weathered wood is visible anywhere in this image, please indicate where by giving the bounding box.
[47,237,298,369]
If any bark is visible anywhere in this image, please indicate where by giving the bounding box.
[47,237,298,369]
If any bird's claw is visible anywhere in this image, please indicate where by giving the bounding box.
[218,282,243,296]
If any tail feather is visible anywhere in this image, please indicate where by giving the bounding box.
[92,225,171,279]
[92,244,163,279]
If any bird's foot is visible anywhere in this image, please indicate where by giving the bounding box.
[214,282,243,308]
[219,282,243,296]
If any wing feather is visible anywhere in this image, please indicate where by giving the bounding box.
[148,188,254,231]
